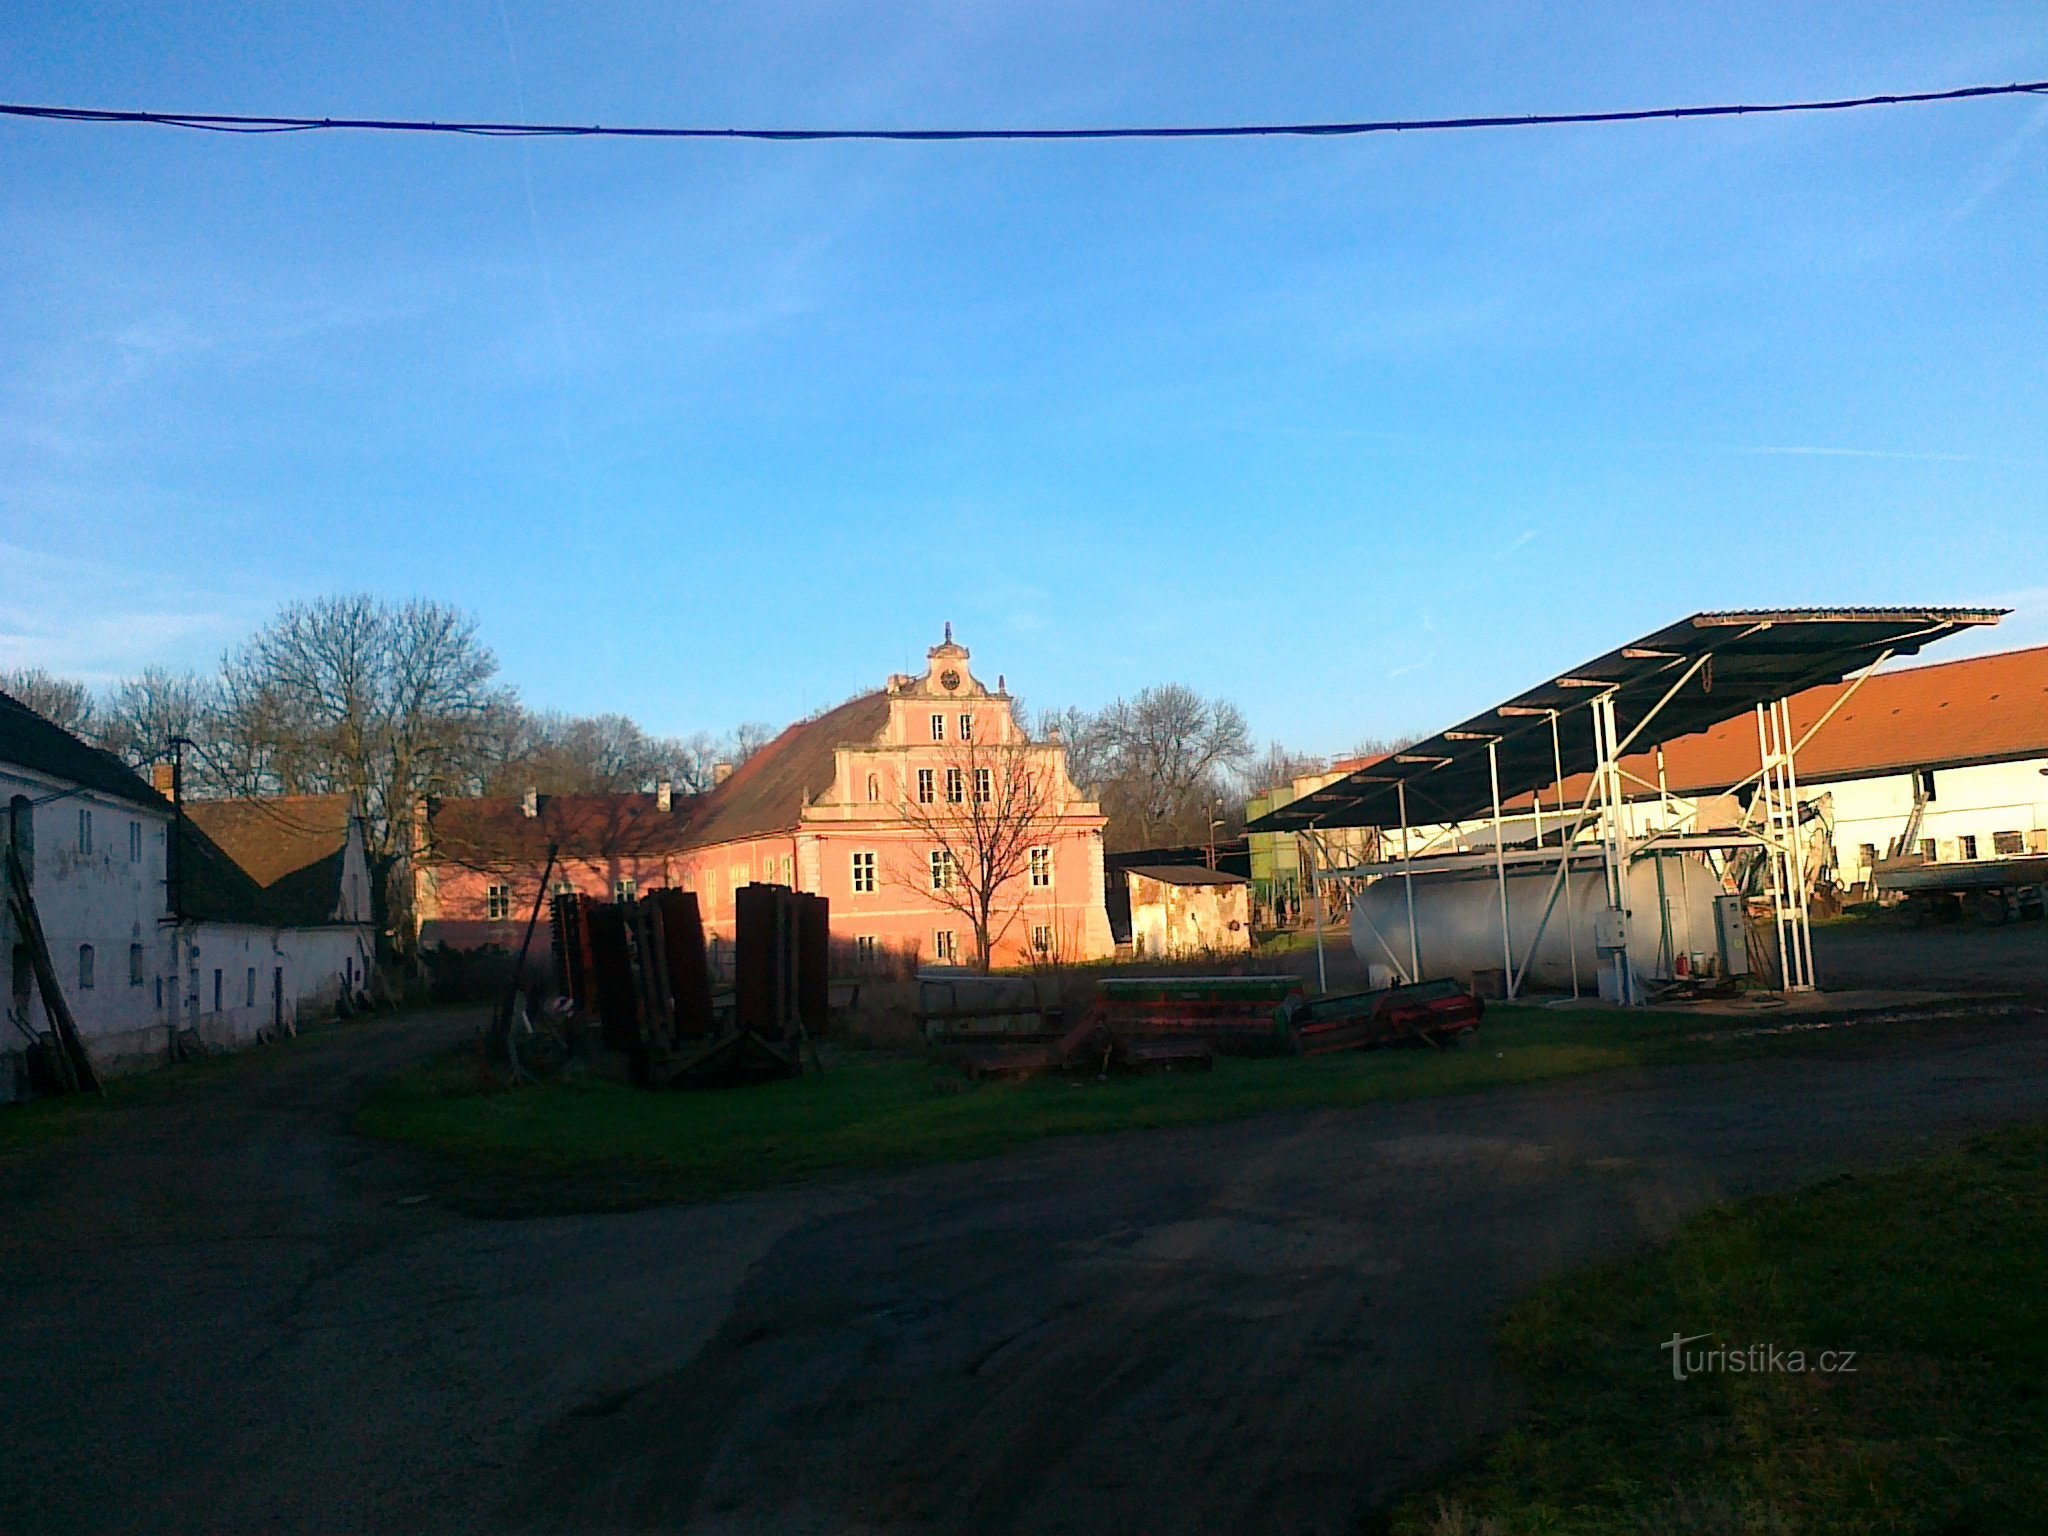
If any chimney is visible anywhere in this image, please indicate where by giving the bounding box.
[521,787,538,819]
[151,762,175,797]
[656,780,673,812]
[713,761,734,786]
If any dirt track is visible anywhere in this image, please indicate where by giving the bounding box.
[4,1007,2048,1534]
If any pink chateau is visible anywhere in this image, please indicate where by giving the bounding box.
[415,632,1114,970]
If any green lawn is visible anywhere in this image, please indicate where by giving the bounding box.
[1397,1125,2048,1536]
[354,1002,1998,1213]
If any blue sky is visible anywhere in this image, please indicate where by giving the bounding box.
[2,2,2044,755]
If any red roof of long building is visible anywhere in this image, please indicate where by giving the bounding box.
[1519,643,2048,807]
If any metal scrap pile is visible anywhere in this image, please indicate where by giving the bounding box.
[552,883,828,1089]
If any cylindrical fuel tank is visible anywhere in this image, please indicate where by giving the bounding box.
[1349,853,1725,991]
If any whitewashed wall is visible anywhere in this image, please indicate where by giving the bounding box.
[3,764,174,1070]
[176,921,373,1051]
[1820,758,2048,886]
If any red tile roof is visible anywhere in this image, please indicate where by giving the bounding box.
[425,791,698,871]
[179,794,360,928]
[681,691,893,849]
[1518,644,2048,807]
[185,794,354,889]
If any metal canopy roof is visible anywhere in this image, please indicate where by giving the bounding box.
[1248,608,2004,833]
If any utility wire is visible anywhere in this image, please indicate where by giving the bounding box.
[1,79,2043,144]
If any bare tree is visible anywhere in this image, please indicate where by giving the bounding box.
[730,721,775,764]
[1060,685,1252,850]
[890,734,1062,972]
[98,669,217,777]
[0,668,96,736]
[215,595,511,948]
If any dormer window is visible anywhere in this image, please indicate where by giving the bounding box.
[930,713,945,742]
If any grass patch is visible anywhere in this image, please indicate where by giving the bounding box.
[355,1002,2012,1213]
[1396,1124,2048,1536]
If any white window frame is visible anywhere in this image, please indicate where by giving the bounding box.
[959,713,973,741]
[616,877,638,901]
[917,768,935,804]
[1032,923,1052,954]
[855,934,879,969]
[945,767,964,804]
[973,766,992,804]
[930,713,946,742]
[1029,845,1053,888]
[933,929,958,963]
[485,882,512,921]
[929,848,957,890]
[851,850,877,894]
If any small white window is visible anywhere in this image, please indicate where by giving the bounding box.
[855,935,879,969]
[129,820,143,862]
[973,767,992,804]
[930,713,945,742]
[917,768,935,805]
[851,851,877,894]
[1029,846,1053,888]
[959,714,973,741]
[1032,924,1052,954]
[77,808,92,854]
[945,767,964,804]
[1959,835,1979,861]
[485,882,512,920]
[130,943,145,986]
[246,967,257,1008]
[933,930,958,963]
[78,943,95,989]
[616,877,638,901]
[929,848,957,890]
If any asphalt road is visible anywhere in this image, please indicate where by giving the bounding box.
[5,1008,2048,1535]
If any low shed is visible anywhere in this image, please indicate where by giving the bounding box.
[1116,866,1252,960]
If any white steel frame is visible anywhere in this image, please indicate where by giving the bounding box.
[1318,631,1915,1005]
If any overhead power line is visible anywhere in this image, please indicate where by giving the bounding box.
[1,79,2043,144]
